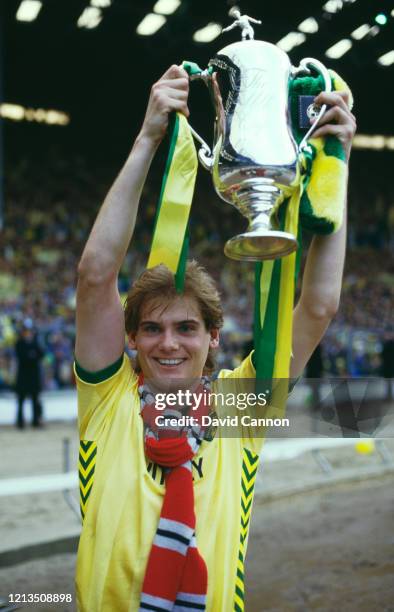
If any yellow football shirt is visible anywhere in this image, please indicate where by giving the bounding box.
[75,353,264,612]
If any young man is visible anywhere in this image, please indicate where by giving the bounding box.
[75,65,356,611]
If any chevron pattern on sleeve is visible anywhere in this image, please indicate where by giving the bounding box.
[234,447,259,612]
[79,440,97,520]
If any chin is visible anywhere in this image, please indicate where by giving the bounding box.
[149,365,203,391]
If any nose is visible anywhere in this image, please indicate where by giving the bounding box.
[158,329,180,352]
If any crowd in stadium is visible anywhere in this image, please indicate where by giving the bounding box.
[0,152,393,391]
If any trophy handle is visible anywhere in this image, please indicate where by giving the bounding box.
[182,61,214,171]
[292,57,332,154]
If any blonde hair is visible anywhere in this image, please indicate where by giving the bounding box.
[124,261,223,373]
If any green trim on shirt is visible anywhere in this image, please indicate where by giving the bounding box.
[75,354,124,384]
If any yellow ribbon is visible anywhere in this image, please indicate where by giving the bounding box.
[147,113,198,273]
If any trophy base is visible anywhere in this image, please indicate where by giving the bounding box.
[224,231,298,262]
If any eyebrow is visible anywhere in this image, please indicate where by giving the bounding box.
[139,319,201,326]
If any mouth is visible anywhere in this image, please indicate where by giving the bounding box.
[153,358,187,368]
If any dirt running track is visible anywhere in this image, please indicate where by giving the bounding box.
[0,475,393,611]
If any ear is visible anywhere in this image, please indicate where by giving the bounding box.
[128,333,137,350]
[209,328,220,349]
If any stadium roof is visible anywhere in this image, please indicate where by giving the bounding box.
[2,0,394,157]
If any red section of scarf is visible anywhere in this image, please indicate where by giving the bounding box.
[145,437,195,468]
[139,375,208,610]
[140,465,208,605]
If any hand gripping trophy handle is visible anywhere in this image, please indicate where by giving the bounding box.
[182,49,333,261]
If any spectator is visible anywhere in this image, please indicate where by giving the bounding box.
[14,319,44,428]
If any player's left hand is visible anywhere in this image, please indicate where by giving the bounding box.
[310,90,356,161]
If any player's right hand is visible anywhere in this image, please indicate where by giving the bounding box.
[139,65,190,146]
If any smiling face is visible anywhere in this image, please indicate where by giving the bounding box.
[128,295,219,386]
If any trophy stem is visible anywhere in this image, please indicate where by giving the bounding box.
[224,180,298,261]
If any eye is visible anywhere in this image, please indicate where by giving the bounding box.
[178,322,196,333]
[141,323,160,333]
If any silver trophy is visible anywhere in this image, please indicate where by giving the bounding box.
[186,9,331,261]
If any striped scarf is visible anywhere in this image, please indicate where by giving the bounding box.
[138,377,212,612]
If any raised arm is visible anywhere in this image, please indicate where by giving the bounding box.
[290,90,356,378]
[75,65,190,371]
[245,16,262,24]
[222,22,238,33]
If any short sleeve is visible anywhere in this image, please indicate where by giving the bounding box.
[216,352,300,454]
[74,353,137,440]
